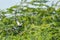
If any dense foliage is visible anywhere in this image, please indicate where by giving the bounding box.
[0,0,60,40]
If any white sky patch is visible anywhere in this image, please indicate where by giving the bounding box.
[0,0,20,10]
[0,0,59,10]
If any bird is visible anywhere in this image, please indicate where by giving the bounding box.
[16,20,22,27]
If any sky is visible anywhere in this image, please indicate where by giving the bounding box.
[0,0,58,10]
[0,0,20,10]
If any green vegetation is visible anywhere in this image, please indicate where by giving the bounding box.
[0,0,60,40]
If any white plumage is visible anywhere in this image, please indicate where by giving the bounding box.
[16,20,22,26]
